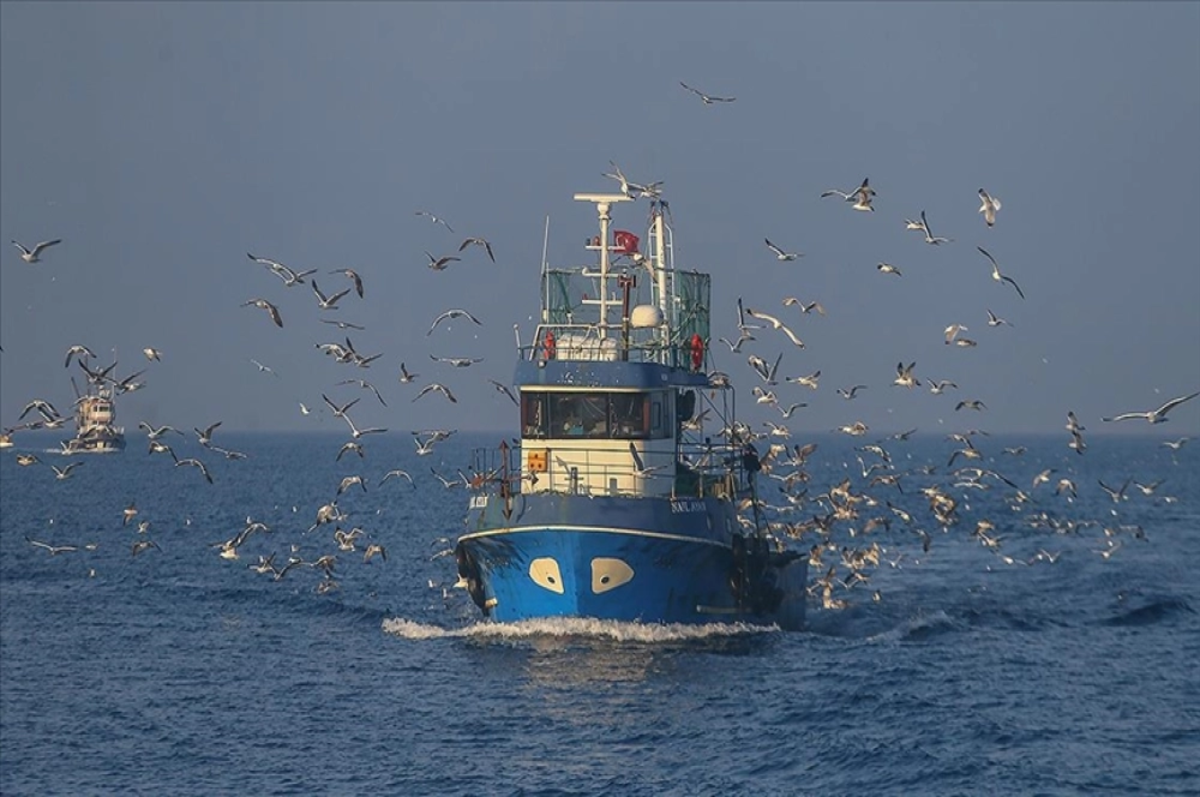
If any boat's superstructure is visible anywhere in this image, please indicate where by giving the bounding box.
[63,383,125,454]
[455,191,807,628]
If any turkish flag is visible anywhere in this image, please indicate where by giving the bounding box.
[613,230,640,255]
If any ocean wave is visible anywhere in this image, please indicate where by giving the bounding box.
[1103,597,1194,627]
[381,615,780,643]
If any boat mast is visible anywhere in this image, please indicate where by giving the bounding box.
[574,193,632,340]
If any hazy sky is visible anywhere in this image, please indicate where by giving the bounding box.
[2,2,1198,437]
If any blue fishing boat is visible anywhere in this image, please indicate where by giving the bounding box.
[455,190,807,628]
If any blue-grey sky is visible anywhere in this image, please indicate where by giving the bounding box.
[2,2,1198,437]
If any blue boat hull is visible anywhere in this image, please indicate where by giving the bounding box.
[457,494,807,629]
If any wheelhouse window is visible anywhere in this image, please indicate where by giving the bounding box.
[520,391,671,440]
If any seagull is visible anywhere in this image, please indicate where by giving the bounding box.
[299,402,312,416]
[747,352,783,384]
[381,469,414,486]
[248,254,316,287]
[336,475,367,495]
[12,239,62,263]
[415,210,454,233]
[955,399,987,411]
[488,379,519,406]
[321,394,360,419]
[64,344,96,368]
[986,308,1011,328]
[176,458,213,484]
[430,354,483,367]
[977,246,1025,300]
[679,81,735,104]
[51,462,83,480]
[764,239,802,261]
[311,280,352,310]
[138,422,182,439]
[928,379,958,395]
[427,308,483,336]
[320,318,366,331]
[1098,479,1131,503]
[341,413,388,439]
[837,385,867,400]
[363,544,387,563]
[131,539,161,557]
[398,362,419,384]
[877,263,902,276]
[241,298,283,328]
[337,441,364,461]
[141,348,163,362]
[26,537,78,555]
[918,210,953,245]
[787,370,821,390]
[1102,391,1199,424]
[1162,437,1190,451]
[893,362,921,388]
[338,378,387,407]
[743,308,804,348]
[250,359,279,377]
[413,383,458,404]
[330,268,364,299]
[978,188,1002,227]
[194,421,222,447]
[629,441,668,477]
[458,237,496,263]
[821,178,875,211]
[718,331,756,353]
[782,297,825,316]
[904,217,927,232]
[425,251,461,271]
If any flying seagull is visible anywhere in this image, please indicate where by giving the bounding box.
[679,81,735,104]
[821,178,875,211]
[919,210,953,245]
[978,188,1002,227]
[413,383,458,404]
[764,238,802,261]
[427,308,483,336]
[976,246,1025,300]
[1102,391,1199,424]
[415,210,454,233]
[330,268,364,299]
[458,237,496,263]
[425,251,461,271]
[242,298,283,328]
[12,239,62,263]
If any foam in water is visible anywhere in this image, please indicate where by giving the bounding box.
[381,615,780,642]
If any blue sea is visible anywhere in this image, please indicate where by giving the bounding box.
[1,431,1197,795]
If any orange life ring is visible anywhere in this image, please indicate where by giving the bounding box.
[689,333,704,371]
[544,330,556,360]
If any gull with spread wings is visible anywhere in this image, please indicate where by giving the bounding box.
[679,81,735,104]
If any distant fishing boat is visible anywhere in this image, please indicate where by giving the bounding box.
[63,383,125,454]
[454,188,807,628]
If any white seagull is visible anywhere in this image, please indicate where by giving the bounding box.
[821,178,875,211]
[679,81,735,104]
[978,189,1002,227]
[919,210,953,245]
[977,246,1025,300]
[415,210,454,233]
[764,239,802,261]
[1102,391,1200,424]
[12,239,62,263]
[427,308,483,336]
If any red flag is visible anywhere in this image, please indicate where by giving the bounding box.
[613,230,640,255]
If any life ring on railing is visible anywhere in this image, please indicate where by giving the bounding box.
[689,333,704,372]
[544,330,556,361]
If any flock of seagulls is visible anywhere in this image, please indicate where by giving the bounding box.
[4,209,513,599]
[4,78,1196,616]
